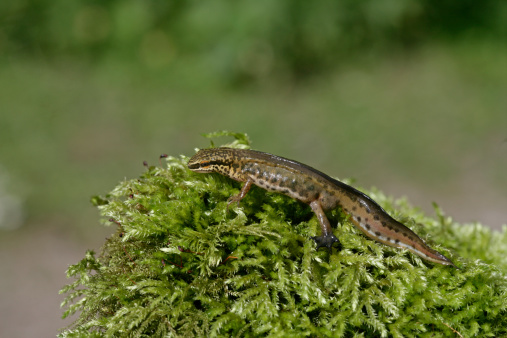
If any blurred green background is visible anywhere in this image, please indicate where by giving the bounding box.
[0,1,506,336]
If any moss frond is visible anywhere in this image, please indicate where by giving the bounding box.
[60,133,507,337]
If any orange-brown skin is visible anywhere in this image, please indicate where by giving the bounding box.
[188,147,455,267]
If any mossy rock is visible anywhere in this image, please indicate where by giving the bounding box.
[60,132,507,337]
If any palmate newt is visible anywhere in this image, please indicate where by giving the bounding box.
[187,147,455,267]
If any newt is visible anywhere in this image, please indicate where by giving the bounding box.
[187,147,455,267]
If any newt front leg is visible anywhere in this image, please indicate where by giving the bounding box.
[227,178,254,211]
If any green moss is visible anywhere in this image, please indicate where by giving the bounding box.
[60,132,507,337]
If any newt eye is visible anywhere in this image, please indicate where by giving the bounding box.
[200,160,210,168]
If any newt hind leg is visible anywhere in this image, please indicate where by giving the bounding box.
[309,200,340,252]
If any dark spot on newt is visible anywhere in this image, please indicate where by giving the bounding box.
[365,224,371,230]
[357,216,361,222]
[395,239,400,244]
[374,215,380,220]
[375,231,381,236]
[352,206,357,211]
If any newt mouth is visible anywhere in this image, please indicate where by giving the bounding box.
[187,161,200,170]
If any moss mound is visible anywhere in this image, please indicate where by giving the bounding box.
[60,132,507,337]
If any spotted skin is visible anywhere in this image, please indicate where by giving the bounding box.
[188,147,456,267]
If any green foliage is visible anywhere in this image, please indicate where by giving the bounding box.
[60,133,507,337]
[3,0,507,83]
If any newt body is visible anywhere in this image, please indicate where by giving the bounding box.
[188,147,455,267]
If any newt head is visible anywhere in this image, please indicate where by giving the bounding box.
[187,150,212,172]
[187,148,233,173]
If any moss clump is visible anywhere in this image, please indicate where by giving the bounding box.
[60,132,507,337]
